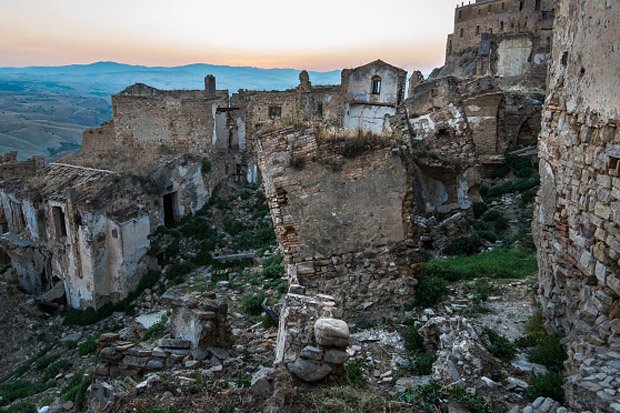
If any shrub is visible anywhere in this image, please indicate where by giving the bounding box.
[242,293,266,316]
[404,351,437,375]
[289,154,306,169]
[482,210,503,223]
[167,261,193,284]
[516,310,547,347]
[467,278,494,303]
[528,333,567,372]
[443,235,481,256]
[260,253,283,279]
[473,202,489,218]
[201,157,212,174]
[414,276,448,308]
[402,324,425,353]
[224,218,247,236]
[344,359,367,386]
[191,250,214,266]
[136,270,160,294]
[484,328,516,361]
[78,336,98,356]
[528,372,565,403]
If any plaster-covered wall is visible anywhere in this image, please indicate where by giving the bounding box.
[343,104,394,133]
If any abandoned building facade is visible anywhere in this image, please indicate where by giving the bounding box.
[0,59,412,310]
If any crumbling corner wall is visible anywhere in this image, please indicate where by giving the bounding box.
[257,126,421,312]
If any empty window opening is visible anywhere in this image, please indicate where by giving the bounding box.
[519,1,524,11]
[371,76,382,95]
[535,0,541,11]
[609,157,620,177]
[500,21,505,31]
[268,106,281,119]
[458,10,462,19]
[511,22,515,29]
[317,103,323,118]
[460,28,464,38]
[52,206,67,237]
[163,192,179,228]
[502,2,505,9]
[448,39,452,53]
[488,4,491,12]
[476,25,480,35]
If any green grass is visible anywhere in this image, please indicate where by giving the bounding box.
[43,358,71,381]
[0,381,48,407]
[1,401,37,413]
[60,372,91,412]
[401,382,491,413]
[140,405,181,413]
[422,248,538,281]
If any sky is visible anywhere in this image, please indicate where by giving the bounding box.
[0,0,459,73]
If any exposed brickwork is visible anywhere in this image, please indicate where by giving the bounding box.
[534,0,620,411]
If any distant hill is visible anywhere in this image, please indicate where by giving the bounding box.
[0,62,342,160]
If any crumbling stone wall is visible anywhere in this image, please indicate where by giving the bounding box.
[112,83,229,154]
[275,291,349,382]
[257,126,422,312]
[533,0,620,411]
[402,77,482,212]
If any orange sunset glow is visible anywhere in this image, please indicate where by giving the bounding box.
[1,0,459,72]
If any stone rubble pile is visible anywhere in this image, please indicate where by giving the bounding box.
[418,316,500,387]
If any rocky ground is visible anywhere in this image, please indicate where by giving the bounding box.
[0,156,577,413]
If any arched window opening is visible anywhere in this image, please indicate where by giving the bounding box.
[371,76,381,95]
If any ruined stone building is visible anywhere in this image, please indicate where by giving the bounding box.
[534,0,620,411]
[0,77,235,309]
[0,60,412,310]
[405,0,555,168]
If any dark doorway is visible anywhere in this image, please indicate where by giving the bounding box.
[163,192,178,228]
